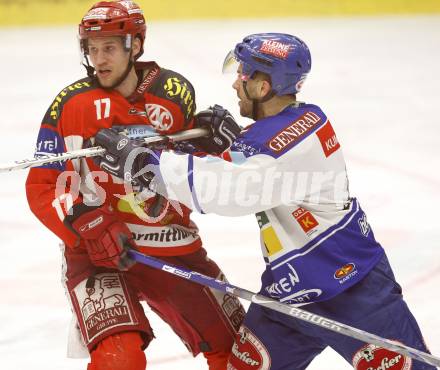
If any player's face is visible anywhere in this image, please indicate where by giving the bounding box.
[87,36,130,88]
[232,65,253,118]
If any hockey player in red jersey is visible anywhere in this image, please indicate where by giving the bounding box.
[25,1,244,369]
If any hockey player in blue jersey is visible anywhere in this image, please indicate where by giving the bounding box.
[93,33,434,369]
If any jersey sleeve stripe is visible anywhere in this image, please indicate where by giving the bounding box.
[188,155,204,214]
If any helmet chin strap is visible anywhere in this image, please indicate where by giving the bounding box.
[83,56,96,79]
[242,80,276,120]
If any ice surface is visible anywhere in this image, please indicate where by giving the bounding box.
[0,15,439,369]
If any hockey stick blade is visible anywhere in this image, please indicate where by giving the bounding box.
[0,127,208,173]
[128,250,440,368]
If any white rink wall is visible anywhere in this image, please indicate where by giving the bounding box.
[0,16,439,369]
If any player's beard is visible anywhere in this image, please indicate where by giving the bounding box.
[96,59,134,90]
[238,97,253,119]
[97,69,123,88]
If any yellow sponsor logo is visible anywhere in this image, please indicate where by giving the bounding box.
[116,193,174,225]
[262,226,283,256]
[50,81,91,120]
[163,77,195,119]
[117,194,143,215]
[300,216,315,229]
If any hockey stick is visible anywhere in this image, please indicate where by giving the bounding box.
[0,127,208,173]
[127,249,440,368]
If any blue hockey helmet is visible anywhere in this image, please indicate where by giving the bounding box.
[223,33,311,95]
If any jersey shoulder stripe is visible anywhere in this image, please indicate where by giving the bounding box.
[42,77,96,127]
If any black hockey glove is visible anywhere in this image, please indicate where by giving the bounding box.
[192,105,241,154]
[94,128,158,187]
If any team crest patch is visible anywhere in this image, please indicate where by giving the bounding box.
[220,293,246,331]
[352,343,412,370]
[72,273,137,344]
[227,326,271,370]
[145,103,174,131]
[207,280,246,332]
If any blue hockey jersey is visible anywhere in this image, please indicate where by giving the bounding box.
[155,102,384,305]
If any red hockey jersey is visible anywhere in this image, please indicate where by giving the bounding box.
[26,62,202,256]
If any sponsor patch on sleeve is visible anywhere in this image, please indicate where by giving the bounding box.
[315,121,340,157]
[161,72,196,123]
[43,79,92,126]
[266,111,322,154]
[34,127,65,171]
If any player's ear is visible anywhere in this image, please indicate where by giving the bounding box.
[253,72,272,99]
[254,79,272,100]
[260,80,272,97]
[132,37,142,58]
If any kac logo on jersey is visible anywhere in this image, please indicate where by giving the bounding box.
[145,104,174,131]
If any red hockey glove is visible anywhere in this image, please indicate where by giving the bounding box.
[65,205,135,271]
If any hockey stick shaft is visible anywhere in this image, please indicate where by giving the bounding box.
[0,127,208,173]
[127,249,440,367]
